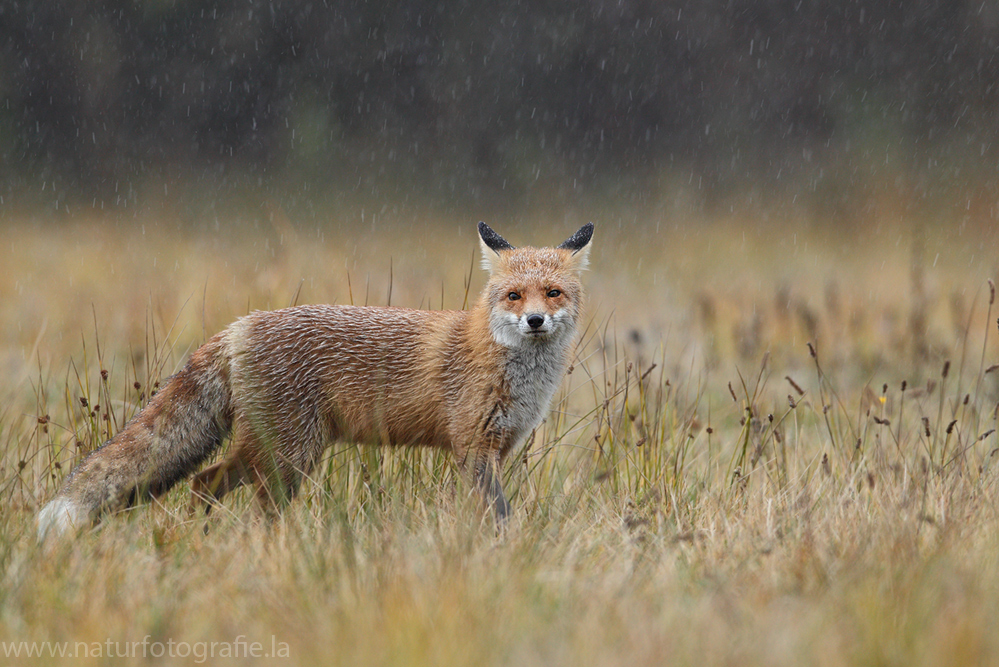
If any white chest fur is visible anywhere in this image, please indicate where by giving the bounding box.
[498,337,571,443]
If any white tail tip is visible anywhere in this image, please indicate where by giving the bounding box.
[37,498,86,542]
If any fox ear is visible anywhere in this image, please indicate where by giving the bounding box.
[478,221,514,272]
[558,222,593,270]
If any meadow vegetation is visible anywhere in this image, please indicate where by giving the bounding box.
[1,206,998,665]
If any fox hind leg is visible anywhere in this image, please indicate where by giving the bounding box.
[188,407,330,522]
[188,455,251,517]
[187,418,260,517]
[244,430,328,517]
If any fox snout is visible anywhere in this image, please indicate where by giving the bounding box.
[520,312,557,337]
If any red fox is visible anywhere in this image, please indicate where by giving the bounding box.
[37,222,593,539]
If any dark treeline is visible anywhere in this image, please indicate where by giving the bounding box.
[2,0,998,214]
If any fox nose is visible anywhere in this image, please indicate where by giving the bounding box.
[527,314,545,329]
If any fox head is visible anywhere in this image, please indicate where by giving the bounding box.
[478,221,593,349]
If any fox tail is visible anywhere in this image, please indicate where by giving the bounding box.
[37,333,233,540]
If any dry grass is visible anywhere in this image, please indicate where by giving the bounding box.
[1,208,998,665]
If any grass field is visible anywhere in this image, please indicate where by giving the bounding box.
[1,205,998,665]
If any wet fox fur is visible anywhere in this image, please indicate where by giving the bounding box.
[37,222,593,539]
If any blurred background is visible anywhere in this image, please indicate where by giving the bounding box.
[2,0,998,225]
[1,0,998,400]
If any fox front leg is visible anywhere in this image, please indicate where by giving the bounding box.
[455,443,511,522]
[477,451,511,522]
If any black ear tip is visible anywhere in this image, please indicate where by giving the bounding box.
[478,221,515,251]
[558,222,594,252]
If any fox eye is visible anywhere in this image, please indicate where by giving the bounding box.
[508,292,521,301]
[546,289,561,298]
